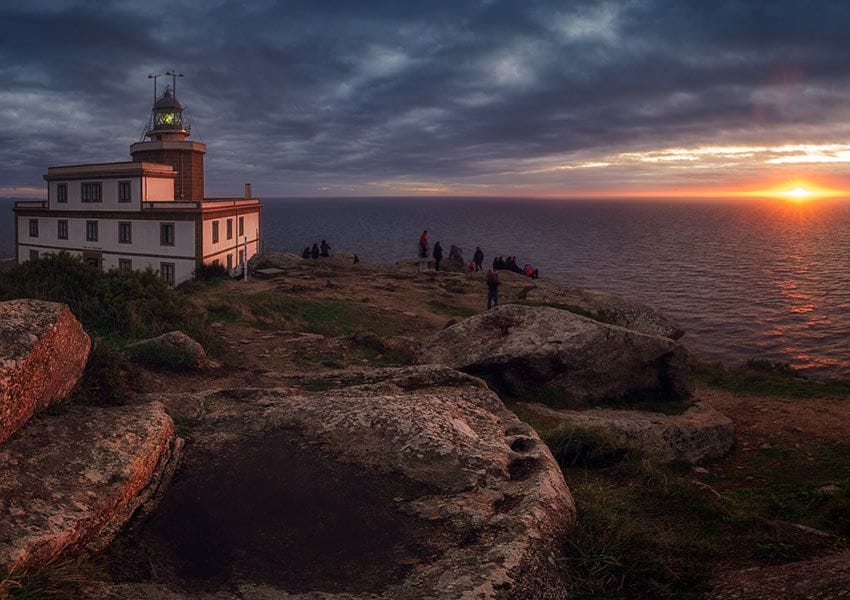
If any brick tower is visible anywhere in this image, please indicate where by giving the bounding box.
[130,78,205,201]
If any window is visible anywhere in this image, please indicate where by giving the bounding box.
[118,222,132,244]
[119,259,132,271]
[160,262,175,285]
[226,219,233,240]
[238,216,244,236]
[57,183,67,203]
[160,223,175,246]
[226,254,232,270]
[118,181,131,202]
[57,220,68,240]
[212,220,219,244]
[81,182,102,202]
[86,220,98,242]
[239,250,244,265]
[85,257,100,269]
[28,219,38,237]
[29,250,39,261]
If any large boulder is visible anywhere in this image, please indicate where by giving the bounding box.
[0,299,91,444]
[86,366,575,599]
[523,400,735,463]
[423,304,694,409]
[0,402,180,581]
[127,330,213,369]
[500,273,685,339]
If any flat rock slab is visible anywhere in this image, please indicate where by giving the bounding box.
[707,549,850,599]
[89,366,575,599]
[523,400,735,463]
[0,299,91,443]
[0,402,178,578]
[423,304,694,409]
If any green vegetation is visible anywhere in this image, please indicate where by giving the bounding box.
[705,442,850,537]
[0,253,213,346]
[193,262,229,281]
[0,253,224,404]
[125,342,199,371]
[1,559,90,599]
[537,424,842,599]
[70,342,145,406]
[693,359,850,398]
[426,300,477,318]
[205,291,412,336]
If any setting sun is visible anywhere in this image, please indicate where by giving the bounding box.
[781,186,816,201]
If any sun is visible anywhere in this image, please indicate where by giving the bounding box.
[745,180,845,202]
[781,186,816,201]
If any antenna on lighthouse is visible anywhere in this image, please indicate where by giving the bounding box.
[147,72,163,103]
[165,69,184,100]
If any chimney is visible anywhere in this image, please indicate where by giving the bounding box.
[244,183,252,198]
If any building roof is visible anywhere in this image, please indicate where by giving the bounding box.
[44,161,176,181]
[154,89,183,111]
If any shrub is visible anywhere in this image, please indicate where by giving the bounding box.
[194,262,229,281]
[0,253,213,346]
[70,341,143,406]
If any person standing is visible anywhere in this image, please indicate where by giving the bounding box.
[473,247,484,272]
[320,239,331,257]
[433,241,443,271]
[418,230,429,271]
[486,269,500,310]
[311,243,320,259]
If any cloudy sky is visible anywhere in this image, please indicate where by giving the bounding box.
[2,0,850,199]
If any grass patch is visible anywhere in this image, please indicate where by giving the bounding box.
[426,300,477,318]
[125,342,199,371]
[207,292,411,337]
[693,359,850,398]
[2,559,90,599]
[544,425,637,468]
[538,429,832,598]
[710,441,850,536]
[172,414,202,439]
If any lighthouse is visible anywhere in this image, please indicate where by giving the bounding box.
[13,74,262,285]
[130,81,206,201]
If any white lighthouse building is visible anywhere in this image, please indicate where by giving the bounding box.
[13,78,261,285]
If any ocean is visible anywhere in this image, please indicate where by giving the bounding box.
[3,196,850,379]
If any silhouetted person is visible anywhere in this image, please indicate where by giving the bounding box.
[433,241,443,271]
[353,253,360,264]
[320,239,331,257]
[311,243,320,259]
[418,230,429,271]
[486,269,500,310]
[473,247,484,272]
[301,246,310,259]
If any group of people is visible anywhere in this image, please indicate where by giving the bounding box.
[301,239,332,260]
[416,230,541,311]
[493,255,539,279]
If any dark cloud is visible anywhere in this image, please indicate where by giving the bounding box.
[2,0,850,197]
